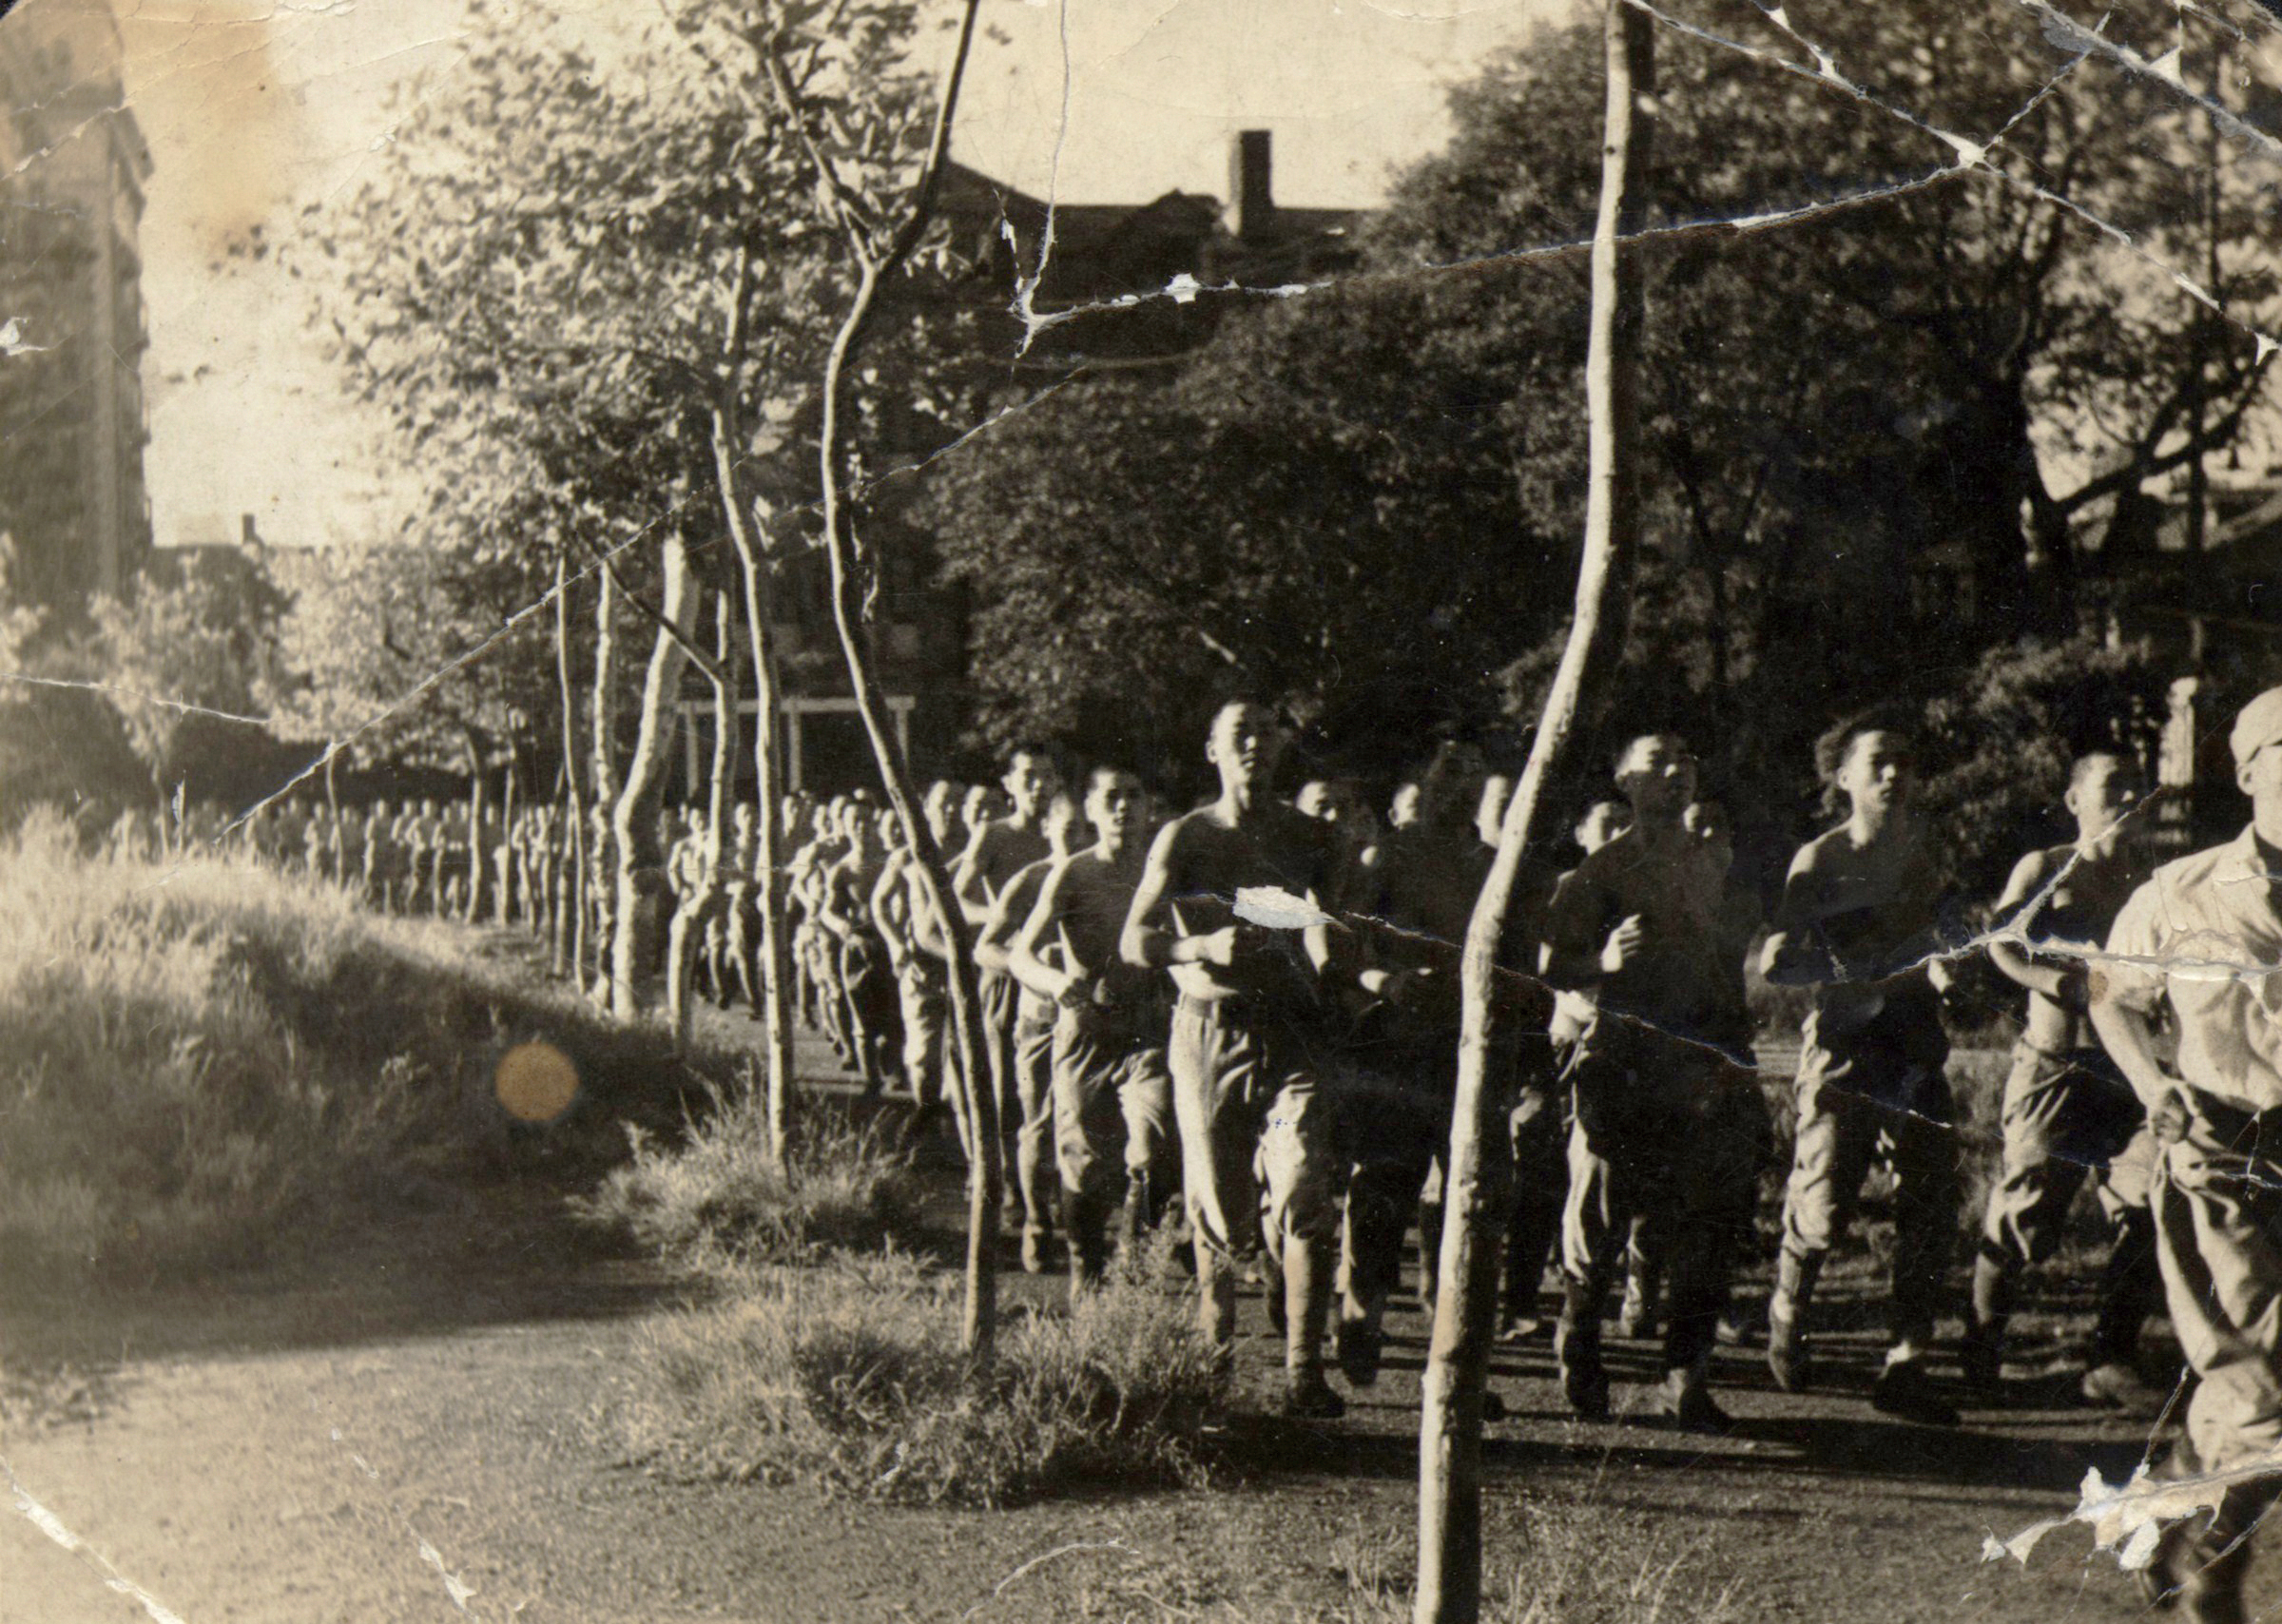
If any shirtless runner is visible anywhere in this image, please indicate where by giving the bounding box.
[973,792,1082,1268]
[1763,713,1963,1428]
[1011,767,1179,1301]
[955,750,1065,1238]
[1962,751,2162,1412]
[1121,700,1350,1420]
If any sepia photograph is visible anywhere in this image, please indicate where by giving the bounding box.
[2,0,2281,1618]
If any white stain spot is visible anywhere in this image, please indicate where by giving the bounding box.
[1940,133,1987,168]
[1234,886,1332,930]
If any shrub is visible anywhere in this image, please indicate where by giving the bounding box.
[577,1087,921,1273]
[619,1236,1228,1506]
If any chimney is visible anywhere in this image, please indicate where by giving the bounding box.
[241,513,261,548]
[1230,128,1275,242]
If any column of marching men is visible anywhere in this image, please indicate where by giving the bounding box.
[106,684,2282,1621]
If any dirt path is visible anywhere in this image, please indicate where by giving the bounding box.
[0,1024,2240,1622]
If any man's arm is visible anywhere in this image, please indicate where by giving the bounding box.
[2089,880,2183,1121]
[951,824,996,927]
[2088,998,2179,1118]
[1122,820,1236,970]
[1761,844,1834,986]
[975,865,1043,976]
[1008,863,1078,1003]
[818,864,860,939]
[1986,848,2079,1004]
[1538,866,1628,993]
[870,850,913,967]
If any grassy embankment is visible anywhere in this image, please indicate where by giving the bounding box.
[0,811,709,1287]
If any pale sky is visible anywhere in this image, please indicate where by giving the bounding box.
[112,0,1574,551]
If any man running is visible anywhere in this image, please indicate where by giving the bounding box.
[1962,752,2161,1412]
[880,781,973,1156]
[1500,795,1633,1340]
[1011,767,1178,1300]
[1540,734,1760,1427]
[2092,687,2282,1619]
[1121,700,1349,1419]
[821,804,896,1093]
[1764,712,1962,1427]
[1336,744,1495,1386]
[974,791,1083,1269]
[955,750,1065,1238]
[664,807,716,1045]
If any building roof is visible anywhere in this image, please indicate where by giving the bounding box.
[939,145,1367,366]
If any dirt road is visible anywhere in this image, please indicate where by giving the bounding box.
[0,1034,2234,1623]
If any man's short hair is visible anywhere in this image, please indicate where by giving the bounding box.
[2068,750,2129,795]
[1614,732,1689,779]
[1086,764,1137,799]
[1813,704,1919,785]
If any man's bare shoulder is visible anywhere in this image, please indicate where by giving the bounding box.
[2002,844,2067,896]
[1156,804,1229,857]
[1787,823,1859,878]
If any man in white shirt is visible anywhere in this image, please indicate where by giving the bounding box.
[2093,686,2282,1621]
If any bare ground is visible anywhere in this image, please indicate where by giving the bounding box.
[0,989,2244,1623]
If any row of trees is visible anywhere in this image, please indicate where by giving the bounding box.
[32,0,2264,903]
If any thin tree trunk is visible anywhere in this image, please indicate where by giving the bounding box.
[755,0,996,1356]
[708,240,797,1163]
[706,586,740,858]
[496,749,518,927]
[1414,9,1653,1621]
[610,529,699,1020]
[554,554,587,980]
[462,740,486,924]
[588,565,621,1001]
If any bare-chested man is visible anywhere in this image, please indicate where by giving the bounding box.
[1763,713,1961,1427]
[715,803,762,1015]
[1501,794,1634,1341]
[974,791,1082,1270]
[1540,734,1760,1427]
[1961,752,2161,1412]
[821,804,896,1093]
[664,807,716,1046]
[1121,701,1349,1419]
[792,803,850,1057]
[1335,744,1504,1388]
[1011,768,1179,1300]
[878,781,972,1155]
[955,750,1065,1238]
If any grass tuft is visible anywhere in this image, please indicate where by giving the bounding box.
[576,1085,922,1273]
[619,1232,1228,1506]
[1324,1503,1742,1624]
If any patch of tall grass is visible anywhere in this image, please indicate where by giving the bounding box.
[577,1086,922,1273]
[1325,1505,1742,1624]
[619,1233,1228,1506]
[0,812,685,1286]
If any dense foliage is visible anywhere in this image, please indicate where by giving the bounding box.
[922,0,2274,820]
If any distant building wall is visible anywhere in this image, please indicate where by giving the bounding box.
[0,0,152,617]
